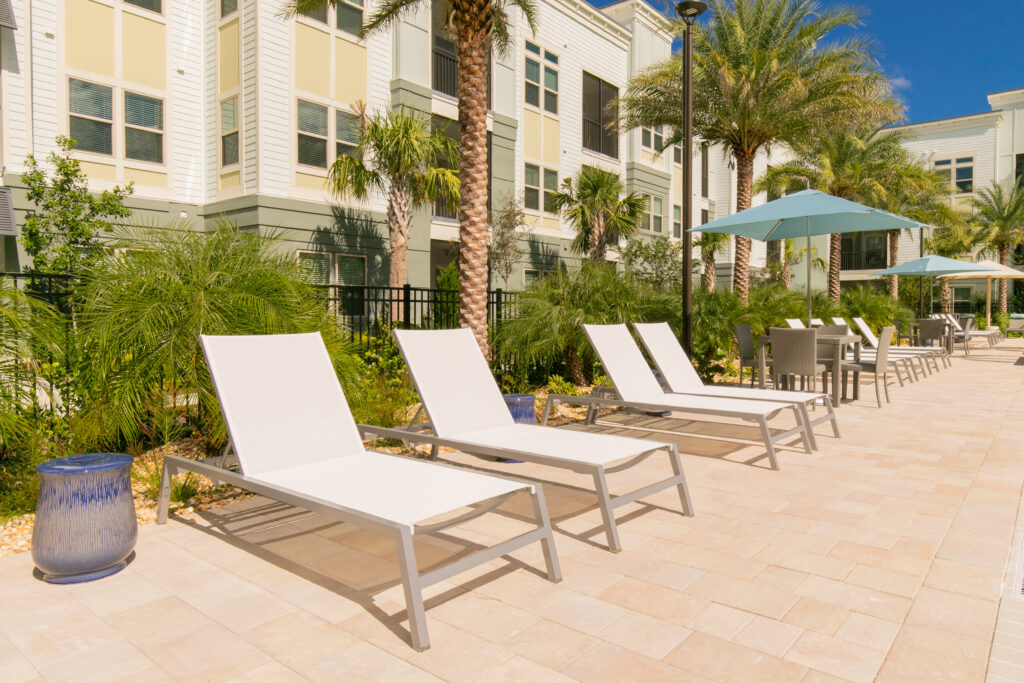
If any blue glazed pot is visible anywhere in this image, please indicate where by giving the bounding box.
[32,453,138,584]
[500,394,537,463]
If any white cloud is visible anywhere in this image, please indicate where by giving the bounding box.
[889,76,912,91]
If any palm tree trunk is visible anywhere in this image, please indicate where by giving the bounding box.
[887,229,899,299]
[828,233,841,302]
[782,258,792,289]
[1000,245,1010,313]
[940,278,951,314]
[387,180,412,322]
[592,213,606,261]
[454,30,491,355]
[733,153,754,304]
[702,253,715,292]
[564,342,585,385]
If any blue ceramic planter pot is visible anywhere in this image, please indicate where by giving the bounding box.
[500,394,537,463]
[32,453,138,584]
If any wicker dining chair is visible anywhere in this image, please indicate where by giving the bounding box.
[768,327,826,392]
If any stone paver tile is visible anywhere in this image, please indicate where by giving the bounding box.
[475,655,575,682]
[645,562,705,592]
[796,575,911,622]
[0,632,40,682]
[687,572,799,620]
[406,623,515,682]
[832,611,900,651]
[800,671,851,683]
[5,604,125,668]
[307,640,418,681]
[36,640,156,683]
[879,622,990,682]
[826,541,931,578]
[755,566,810,593]
[597,611,692,660]
[106,595,221,651]
[233,661,309,681]
[806,521,900,550]
[784,630,885,683]
[63,569,171,617]
[905,587,998,636]
[665,631,807,683]
[659,544,768,580]
[503,619,599,670]
[537,590,631,635]
[143,623,271,680]
[112,666,176,682]
[430,592,536,644]
[596,577,709,626]
[782,597,848,635]
[551,558,623,596]
[925,558,1003,600]
[686,602,756,640]
[564,641,696,683]
[753,545,854,580]
[844,563,923,598]
[731,615,803,658]
[891,537,939,559]
[240,610,359,674]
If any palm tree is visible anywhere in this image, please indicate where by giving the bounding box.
[694,231,728,292]
[879,181,956,298]
[300,0,539,354]
[926,221,985,313]
[773,238,826,289]
[972,181,1024,313]
[329,108,459,290]
[549,166,645,260]
[757,126,933,301]
[619,0,896,304]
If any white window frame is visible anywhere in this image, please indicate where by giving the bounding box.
[524,41,559,117]
[220,97,240,168]
[933,157,974,195]
[123,90,164,165]
[66,77,166,169]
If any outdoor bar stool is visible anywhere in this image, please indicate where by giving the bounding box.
[768,327,826,392]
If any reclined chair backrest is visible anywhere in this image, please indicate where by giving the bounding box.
[634,322,704,393]
[852,317,880,348]
[810,318,825,327]
[583,324,667,403]
[785,318,806,329]
[393,328,513,437]
[201,333,365,476]
[831,317,847,326]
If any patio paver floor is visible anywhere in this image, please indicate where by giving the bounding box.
[3,339,1024,681]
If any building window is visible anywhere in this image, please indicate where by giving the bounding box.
[581,72,617,158]
[673,145,681,164]
[220,97,239,167]
[336,0,362,35]
[125,0,161,13]
[1015,153,1024,186]
[524,164,557,214]
[673,205,681,238]
[68,79,113,156]
[123,92,163,163]
[934,157,973,194]
[298,251,366,316]
[525,42,557,114]
[641,126,664,152]
[297,100,328,168]
[701,144,709,197]
[641,195,664,232]
[701,208,709,224]
[220,0,236,17]
[299,4,327,23]
[336,110,360,157]
[766,240,781,264]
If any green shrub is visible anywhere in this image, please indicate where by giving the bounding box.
[840,285,913,332]
[346,327,419,428]
[546,375,581,396]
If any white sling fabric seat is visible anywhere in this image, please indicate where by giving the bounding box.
[157,332,562,652]
[387,327,694,554]
[633,322,839,450]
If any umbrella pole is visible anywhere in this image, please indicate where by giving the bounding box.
[986,277,992,329]
[806,230,812,326]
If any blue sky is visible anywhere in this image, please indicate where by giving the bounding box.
[594,0,1024,124]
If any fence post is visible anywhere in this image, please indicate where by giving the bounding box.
[402,283,411,329]
[495,288,503,322]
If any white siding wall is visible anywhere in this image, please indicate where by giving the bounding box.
[167,0,206,204]
[256,0,290,196]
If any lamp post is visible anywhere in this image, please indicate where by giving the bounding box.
[676,0,705,356]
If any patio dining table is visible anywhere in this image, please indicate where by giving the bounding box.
[757,333,862,408]
[909,321,954,354]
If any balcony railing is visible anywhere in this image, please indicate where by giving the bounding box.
[840,249,886,271]
[432,49,457,98]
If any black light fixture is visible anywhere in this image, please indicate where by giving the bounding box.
[676,0,706,356]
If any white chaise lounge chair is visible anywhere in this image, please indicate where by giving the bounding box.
[848,317,948,372]
[157,332,562,651]
[633,322,839,451]
[828,317,927,382]
[546,324,812,471]
[375,328,693,554]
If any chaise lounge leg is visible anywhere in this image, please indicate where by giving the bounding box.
[824,395,840,438]
[758,417,780,470]
[156,460,172,525]
[667,444,695,517]
[796,404,817,451]
[396,529,430,651]
[530,486,563,583]
[592,468,622,553]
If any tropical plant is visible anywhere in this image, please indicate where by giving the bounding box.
[972,180,1024,313]
[694,231,729,292]
[549,166,646,261]
[493,262,674,384]
[879,180,958,298]
[301,0,540,353]
[766,238,826,288]
[756,126,935,301]
[21,136,134,275]
[328,107,459,289]
[622,234,683,291]
[839,284,913,332]
[489,193,529,288]
[926,221,986,313]
[620,0,897,303]
[75,221,357,445]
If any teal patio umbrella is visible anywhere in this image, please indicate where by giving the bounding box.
[689,189,924,325]
[872,255,997,316]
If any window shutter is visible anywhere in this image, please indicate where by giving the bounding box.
[298,253,330,284]
[0,187,16,236]
[337,256,366,285]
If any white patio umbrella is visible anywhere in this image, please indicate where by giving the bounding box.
[940,259,1024,328]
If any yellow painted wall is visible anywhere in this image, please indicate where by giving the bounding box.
[219,170,240,190]
[542,116,559,167]
[334,38,366,105]
[65,0,115,77]
[523,109,541,160]
[80,160,117,181]
[673,168,682,200]
[523,213,541,229]
[122,13,165,89]
[542,216,560,231]
[295,172,327,191]
[124,167,167,188]
[218,19,240,93]
[295,23,330,98]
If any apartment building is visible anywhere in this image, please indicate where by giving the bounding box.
[0,0,771,290]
